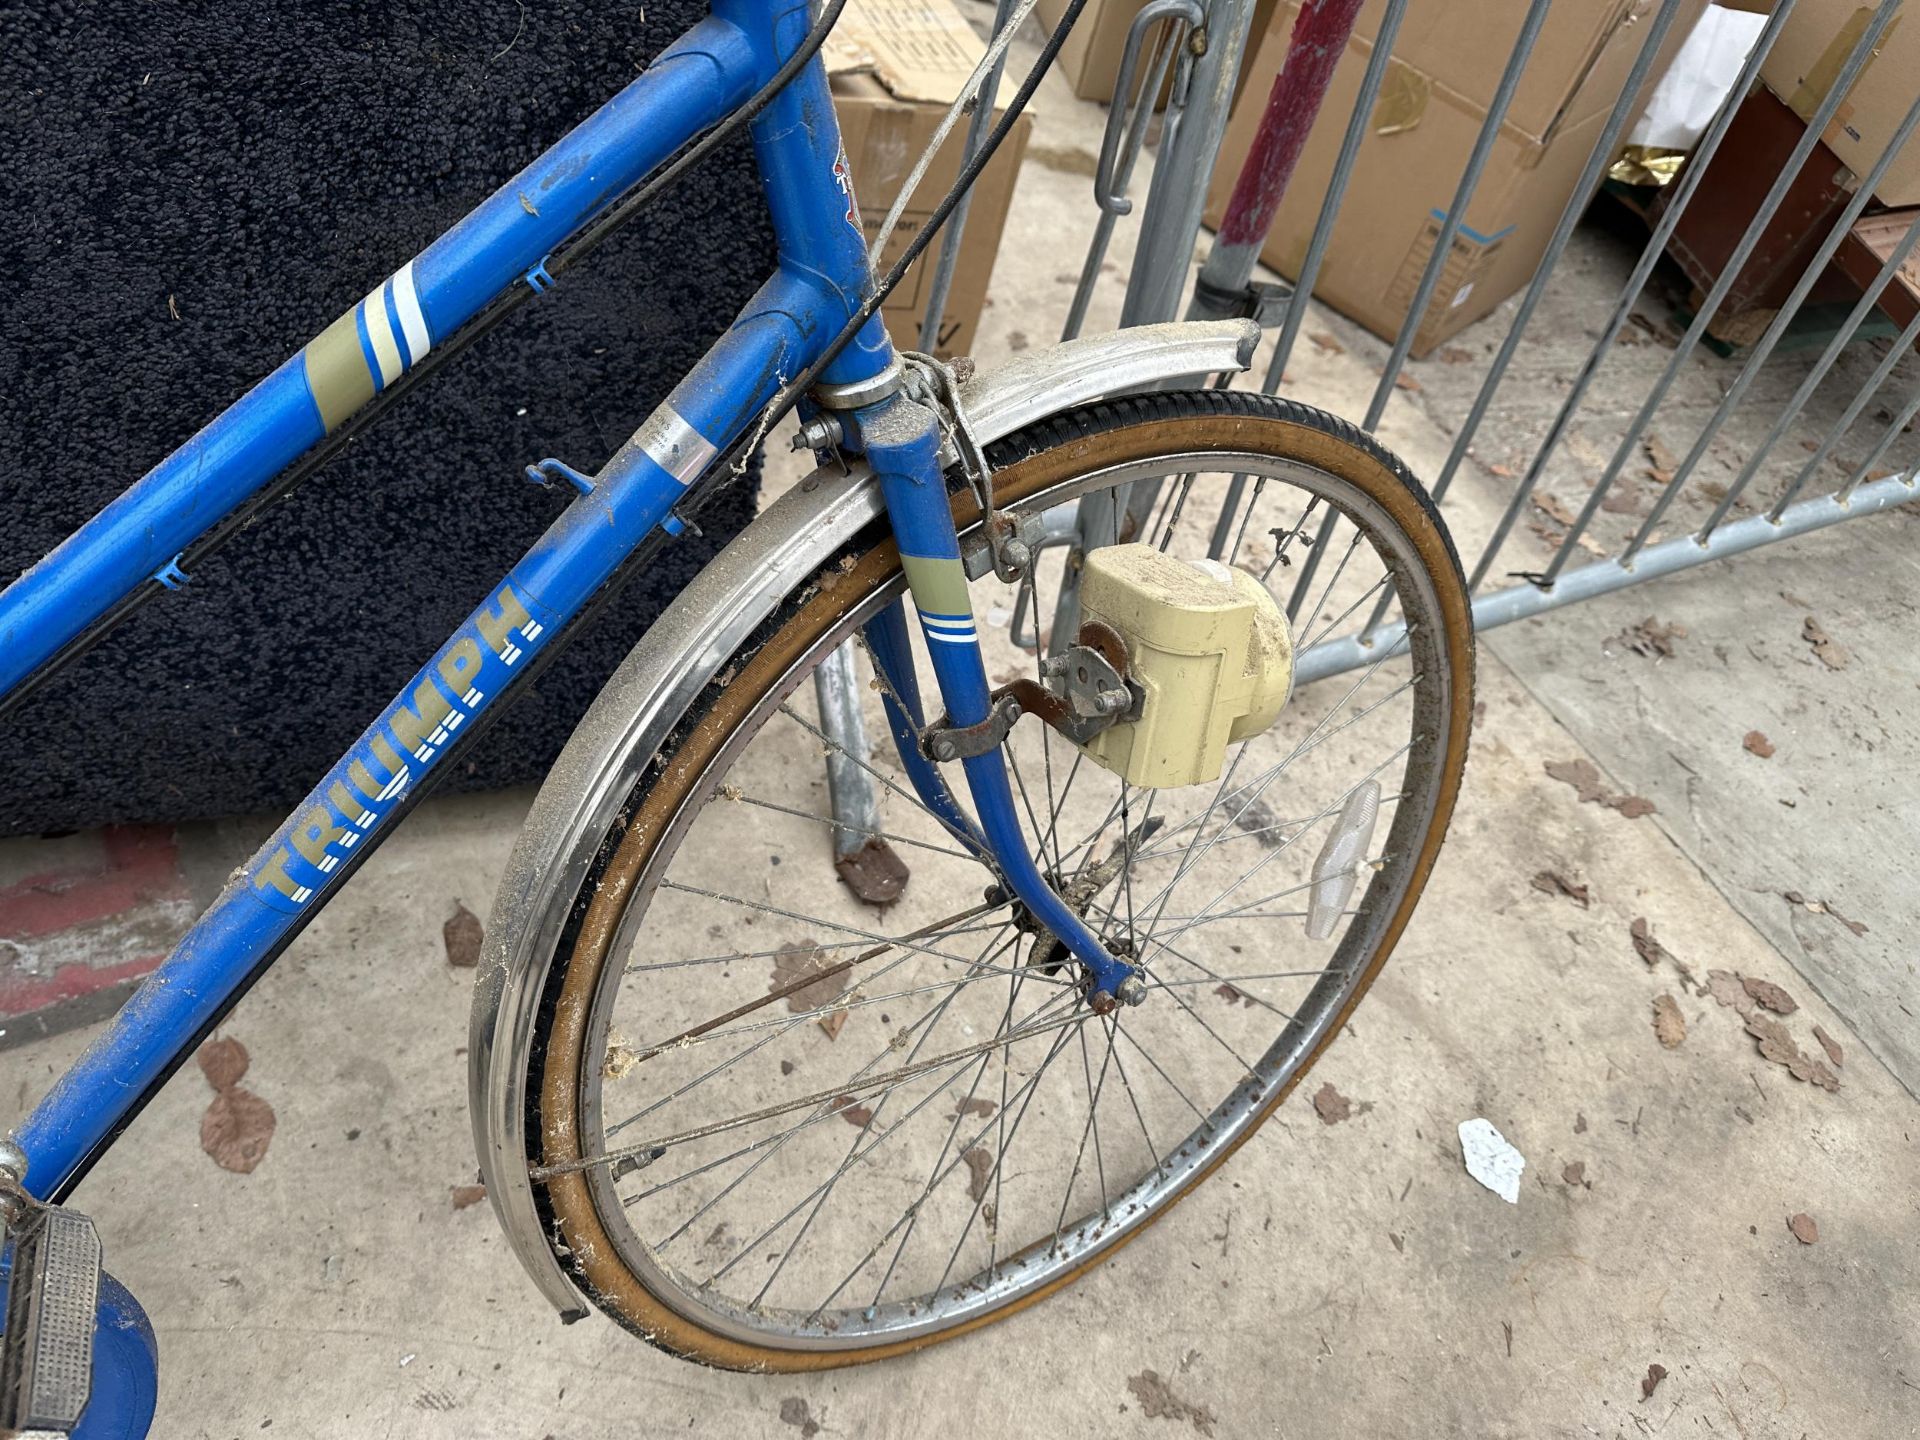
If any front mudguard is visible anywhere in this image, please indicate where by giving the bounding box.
[466,318,1262,1320]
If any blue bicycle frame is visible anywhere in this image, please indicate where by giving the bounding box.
[0,9,1134,1415]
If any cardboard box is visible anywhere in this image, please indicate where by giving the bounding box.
[825,0,1034,356]
[1035,0,1281,105]
[1757,0,1920,206]
[1205,0,1702,355]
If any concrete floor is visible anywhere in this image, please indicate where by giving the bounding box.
[3,6,1918,1436]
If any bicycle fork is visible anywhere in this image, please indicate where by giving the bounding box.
[840,387,1140,1010]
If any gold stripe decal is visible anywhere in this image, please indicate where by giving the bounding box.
[900,554,972,619]
[303,310,376,433]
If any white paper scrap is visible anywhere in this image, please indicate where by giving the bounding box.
[1458,1117,1525,1204]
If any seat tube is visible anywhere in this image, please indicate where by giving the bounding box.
[855,393,1136,1005]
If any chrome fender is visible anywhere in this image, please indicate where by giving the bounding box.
[468,319,1261,1316]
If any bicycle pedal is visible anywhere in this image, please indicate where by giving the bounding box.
[0,1205,102,1436]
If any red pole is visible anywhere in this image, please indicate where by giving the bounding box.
[1216,0,1365,248]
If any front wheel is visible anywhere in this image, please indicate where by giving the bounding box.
[509,390,1473,1369]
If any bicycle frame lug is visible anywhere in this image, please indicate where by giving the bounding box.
[524,458,596,495]
[810,359,904,412]
[153,555,189,591]
[1116,975,1148,1007]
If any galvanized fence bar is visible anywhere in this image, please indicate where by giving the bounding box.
[1616,88,1920,561]
[1355,0,1698,641]
[1456,0,1800,593]
[1258,0,1410,392]
[917,0,1024,352]
[1528,0,1903,587]
[1284,0,1553,618]
[1119,0,1265,328]
[1073,0,1920,688]
[1203,0,1408,560]
[1062,3,1193,340]
[1293,471,1920,688]
[1699,205,1920,537]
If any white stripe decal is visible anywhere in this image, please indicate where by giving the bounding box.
[919,614,974,630]
[393,262,432,363]
[924,629,978,645]
[363,285,402,385]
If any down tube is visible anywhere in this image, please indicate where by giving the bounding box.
[13,270,847,1201]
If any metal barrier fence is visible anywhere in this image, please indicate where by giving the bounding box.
[950,0,1920,684]
[813,0,1920,869]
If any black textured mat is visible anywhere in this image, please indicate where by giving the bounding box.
[0,1,771,835]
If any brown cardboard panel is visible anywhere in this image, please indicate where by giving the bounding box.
[1757,0,1920,205]
[1263,0,1644,142]
[1207,0,1701,353]
[827,0,1034,356]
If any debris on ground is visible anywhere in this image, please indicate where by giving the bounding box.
[1311,1081,1372,1126]
[1643,434,1679,484]
[1641,1362,1668,1400]
[1788,1212,1819,1245]
[1532,493,1578,527]
[451,1184,487,1210]
[1706,969,1754,1016]
[1562,1160,1588,1188]
[962,1146,994,1202]
[1614,617,1687,659]
[1629,918,1673,970]
[1544,759,1656,819]
[1126,1369,1218,1437]
[779,1397,821,1438]
[771,939,852,1039]
[443,901,483,968]
[1438,345,1475,364]
[1530,870,1591,907]
[1742,975,1797,1015]
[201,1087,276,1175]
[1213,982,1257,1007]
[197,1036,249,1092]
[1652,994,1686,1049]
[954,1097,997,1120]
[1813,1025,1844,1068]
[196,1034,276,1175]
[1782,891,1869,937]
[1743,730,1776,758]
[831,1095,875,1128]
[1744,1013,1841,1092]
[1459,1118,1525,1204]
[1801,616,1851,670]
